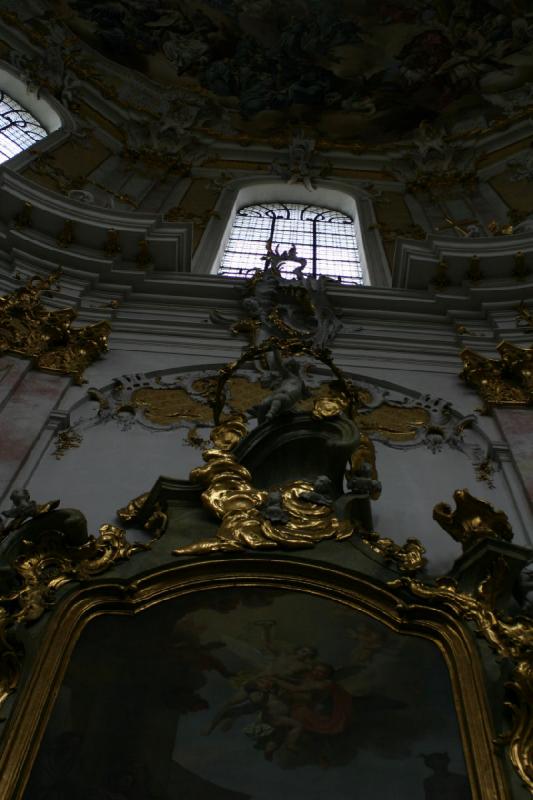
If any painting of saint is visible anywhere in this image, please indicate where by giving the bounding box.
[24,588,472,800]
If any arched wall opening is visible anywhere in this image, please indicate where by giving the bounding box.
[192,178,391,287]
[0,62,72,170]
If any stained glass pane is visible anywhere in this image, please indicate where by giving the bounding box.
[0,90,47,164]
[218,202,364,285]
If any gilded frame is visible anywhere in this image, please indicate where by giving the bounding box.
[0,557,510,799]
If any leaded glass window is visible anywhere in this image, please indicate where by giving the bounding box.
[0,90,47,164]
[218,202,364,285]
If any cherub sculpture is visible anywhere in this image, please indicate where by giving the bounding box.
[249,357,307,423]
[259,490,290,524]
[299,475,334,506]
[346,462,382,500]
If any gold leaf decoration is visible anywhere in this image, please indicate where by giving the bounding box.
[0,523,155,707]
[52,427,83,459]
[131,387,212,424]
[461,341,533,406]
[0,271,110,384]
[312,392,349,419]
[117,492,150,524]
[174,417,352,557]
[354,404,430,442]
[360,532,426,573]
[225,376,271,413]
[391,575,533,793]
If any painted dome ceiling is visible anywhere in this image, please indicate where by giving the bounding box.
[50,0,533,146]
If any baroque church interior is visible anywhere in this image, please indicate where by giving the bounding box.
[0,1,532,798]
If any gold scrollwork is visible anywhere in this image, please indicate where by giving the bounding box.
[52,426,83,460]
[461,341,533,406]
[128,374,428,445]
[117,492,168,539]
[0,271,110,384]
[360,532,426,574]
[173,417,352,557]
[391,573,533,792]
[0,558,510,800]
[0,523,155,708]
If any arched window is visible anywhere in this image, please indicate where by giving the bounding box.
[0,89,48,164]
[218,202,364,285]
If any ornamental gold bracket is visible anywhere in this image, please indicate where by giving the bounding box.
[460,341,533,407]
[0,492,159,710]
[169,409,425,576]
[393,488,533,793]
[0,271,110,384]
[390,569,533,794]
[172,415,354,557]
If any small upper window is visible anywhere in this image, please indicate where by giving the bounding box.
[218,202,364,285]
[0,89,48,165]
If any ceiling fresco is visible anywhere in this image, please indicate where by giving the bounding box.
[52,0,533,144]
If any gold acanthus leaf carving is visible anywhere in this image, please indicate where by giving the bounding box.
[390,574,533,792]
[0,523,155,708]
[117,492,151,524]
[0,271,110,384]
[359,532,426,574]
[173,417,352,557]
[461,341,533,406]
[433,489,514,550]
[117,492,168,539]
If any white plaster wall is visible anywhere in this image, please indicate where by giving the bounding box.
[372,443,527,575]
[17,349,531,574]
[25,421,201,535]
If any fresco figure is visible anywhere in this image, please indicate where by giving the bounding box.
[278,662,353,739]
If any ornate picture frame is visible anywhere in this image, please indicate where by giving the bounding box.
[0,557,511,799]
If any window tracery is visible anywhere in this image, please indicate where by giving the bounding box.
[0,89,48,164]
[218,202,364,285]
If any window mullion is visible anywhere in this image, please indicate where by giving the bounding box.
[312,218,317,278]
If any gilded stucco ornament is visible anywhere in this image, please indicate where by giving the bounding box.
[433,489,514,550]
[173,417,353,557]
[117,492,168,539]
[359,532,426,574]
[461,342,533,406]
[52,426,83,459]
[0,491,156,708]
[172,401,422,576]
[0,271,110,384]
[391,570,533,793]
[312,392,349,419]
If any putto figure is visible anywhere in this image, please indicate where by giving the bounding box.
[249,358,307,423]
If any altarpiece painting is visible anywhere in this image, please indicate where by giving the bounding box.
[24,587,472,800]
